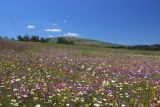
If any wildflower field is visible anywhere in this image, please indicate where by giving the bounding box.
[0,40,160,107]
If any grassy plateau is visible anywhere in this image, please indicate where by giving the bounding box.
[0,40,160,107]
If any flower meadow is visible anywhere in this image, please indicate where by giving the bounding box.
[0,41,160,107]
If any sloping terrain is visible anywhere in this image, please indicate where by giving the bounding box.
[48,36,160,51]
[48,36,118,47]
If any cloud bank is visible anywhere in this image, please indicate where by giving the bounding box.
[63,33,79,37]
[44,28,62,32]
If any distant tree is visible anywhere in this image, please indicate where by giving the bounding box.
[40,37,46,42]
[0,36,2,39]
[17,35,24,41]
[23,34,30,41]
[31,35,39,42]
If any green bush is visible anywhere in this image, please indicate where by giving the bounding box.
[56,37,74,45]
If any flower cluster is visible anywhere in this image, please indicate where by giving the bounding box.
[0,43,160,107]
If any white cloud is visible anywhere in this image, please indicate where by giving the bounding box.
[27,25,36,29]
[44,28,62,32]
[63,33,79,37]
[63,20,68,23]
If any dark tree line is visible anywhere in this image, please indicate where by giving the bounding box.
[17,34,47,42]
[127,44,160,51]
[111,44,160,51]
[17,35,75,45]
[0,35,75,45]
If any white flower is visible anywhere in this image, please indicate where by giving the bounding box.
[35,104,40,107]
[109,64,112,67]
[11,99,17,103]
[102,80,110,87]
[92,71,96,76]
[121,104,126,107]
[81,65,84,69]
[78,91,84,95]
[17,96,21,99]
[124,82,128,85]
[66,103,70,106]
[14,103,19,107]
[109,103,113,106]
[70,70,73,73]
[27,68,31,71]
[93,97,97,102]
[111,80,115,83]
[87,68,92,71]
[103,98,107,101]
[154,97,157,100]
[15,78,20,82]
[81,98,84,102]
[0,85,5,88]
[94,103,100,107]
[23,94,28,98]
[13,88,18,92]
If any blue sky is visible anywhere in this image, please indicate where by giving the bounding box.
[0,0,160,45]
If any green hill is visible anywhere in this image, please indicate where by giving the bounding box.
[48,36,119,47]
[47,36,160,51]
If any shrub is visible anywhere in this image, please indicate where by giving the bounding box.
[56,37,74,45]
[17,35,24,41]
[31,36,39,42]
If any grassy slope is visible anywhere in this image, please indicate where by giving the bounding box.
[1,40,160,56]
[48,36,118,47]
[48,36,160,51]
